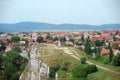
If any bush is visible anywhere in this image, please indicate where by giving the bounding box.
[58,70,66,78]
[49,67,56,78]
[72,64,88,78]
[13,46,21,52]
[54,64,60,71]
[60,61,68,71]
[11,72,19,80]
[20,63,27,71]
[87,65,97,74]
[112,53,120,66]
[80,57,86,64]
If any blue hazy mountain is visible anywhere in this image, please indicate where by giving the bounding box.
[0,22,120,32]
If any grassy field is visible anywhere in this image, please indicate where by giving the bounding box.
[67,46,120,72]
[87,68,120,80]
[67,47,120,80]
[38,44,120,80]
[39,44,78,66]
[88,59,120,72]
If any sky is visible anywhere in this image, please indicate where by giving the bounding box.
[0,0,120,25]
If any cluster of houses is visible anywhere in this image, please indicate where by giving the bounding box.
[88,30,120,56]
[0,30,120,57]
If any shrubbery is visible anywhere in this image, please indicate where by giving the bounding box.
[112,53,120,66]
[87,65,97,74]
[72,64,88,78]
[20,63,28,71]
[80,57,86,64]
[11,72,19,80]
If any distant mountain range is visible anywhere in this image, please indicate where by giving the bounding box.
[0,22,120,32]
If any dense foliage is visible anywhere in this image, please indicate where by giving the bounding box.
[85,37,91,54]
[112,53,120,66]
[0,50,28,80]
[36,36,43,43]
[86,65,97,74]
[11,36,20,42]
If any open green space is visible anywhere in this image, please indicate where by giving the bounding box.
[38,44,120,80]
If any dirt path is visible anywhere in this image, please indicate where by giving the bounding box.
[57,46,120,75]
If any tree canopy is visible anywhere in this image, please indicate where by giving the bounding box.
[85,37,91,54]
[36,36,43,43]
[11,36,20,42]
[112,53,120,66]
[0,50,28,79]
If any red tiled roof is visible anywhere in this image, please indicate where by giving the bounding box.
[101,49,117,55]
[20,46,26,49]
[43,39,53,43]
[9,42,17,46]
[112,41,120,44]
[65,41,73,45]
[118,44,120,47]
[2,37,11,42]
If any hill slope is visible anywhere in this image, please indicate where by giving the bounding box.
[0,22,120,32]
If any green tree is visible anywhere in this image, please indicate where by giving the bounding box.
[72,64,87,78]
[87,65,97,74]
[46,34,52,40]
[81,34,85,42]
[11,36,20,42]
[2,61,17,79]
[112,53,120,66]
[53,36,58,41]
[95,40,102,46]
[27,50,31,60]
[113,44,118,49]
[49,67,56,78]
[36,36,43,43]
[85,37,91,54]
[0,40,6,52]
[13,46,21,53]
[109,47,114,62]
[80,57,86,64]
[11,72,19,80]
[60,37,66,42]
[1,50,28,79]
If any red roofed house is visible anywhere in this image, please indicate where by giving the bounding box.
[112,41,120,45]
[115,33,120,39]
[65,41,73,45]
[101,49,119,56]
[9,42,17,47]
[43,39,53,43]
[2,37,11,43]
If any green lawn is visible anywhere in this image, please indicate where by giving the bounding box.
[67,46,120,72]
[87,68,120,80]
[88,59,120,72]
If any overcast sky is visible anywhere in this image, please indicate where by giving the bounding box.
[0,0,120,25]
